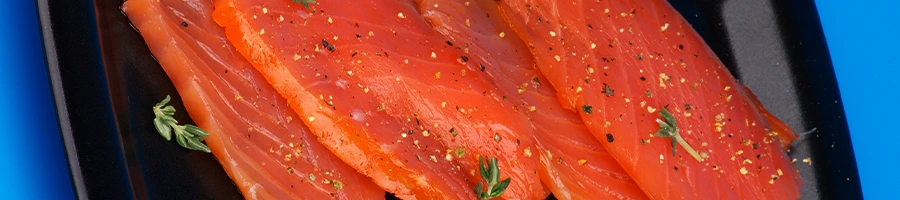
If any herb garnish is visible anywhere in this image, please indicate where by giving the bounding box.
[292,0,317,9]
[654,108,702,161]
[474,157,511,200]
[153,95,211,152]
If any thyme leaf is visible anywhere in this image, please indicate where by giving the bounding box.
[473,157,511,200]
[654,108,702,162]
[153,95,211,152]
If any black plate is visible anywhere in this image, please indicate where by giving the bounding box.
[37,0,862,199]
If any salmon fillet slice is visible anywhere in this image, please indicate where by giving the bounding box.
[211,0,545,199]
[122,0,385,199]
[497,0,802,199]
[414,0,648,199]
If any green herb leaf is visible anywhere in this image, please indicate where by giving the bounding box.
[473,182,484,197]
[156,95,171,107]
[153,117,172,140]
[491,178,511,197]
[474,156,511,200]
[153,95,211,153]
[654,107,702,161]
[291,0,317,9]
[184,124,210,137]
[479,157,490,181]
[160,105,176,116]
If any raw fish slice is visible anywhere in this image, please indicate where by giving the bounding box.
[414,0,648,199]
[122,0,384,199]
[497,0,802,199]
[212,0,545,198]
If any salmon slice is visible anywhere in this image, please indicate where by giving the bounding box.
[414,0,647,199]
[122,0,385,199]
[497,0,802,199]
[211,0,545,199]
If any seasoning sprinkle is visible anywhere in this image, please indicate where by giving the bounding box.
[450,128,459,136]
[603,83,614,97]
[581,105,593,114]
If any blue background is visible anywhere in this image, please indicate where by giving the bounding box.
[0,0,75,199]
[817,0,900,198]
[0,0,893,199]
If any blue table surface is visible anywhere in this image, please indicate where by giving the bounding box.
[0,0,894,199]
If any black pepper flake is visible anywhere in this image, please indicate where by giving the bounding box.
[446,41,454,46]
[640,139,647,145]
[674,166,679,171]
[581,105,593,114]
[450,127,459,136]
[322,39,335,52]
[479,63,486,72]
[354,23,359,27]
[646,90,653,98]
[181,22,189,28]
[356,34,361,38]
[678,44,684,50]
[587,24,593,29]
[685,104,691,110]
[605,133,614,142]
[637,53,643,60]
[640,76,646,81]
[753,142,759,149]
[461,56,469,62]
[603,83,614,97]
[532,77,541,88]
[351,52,358,57]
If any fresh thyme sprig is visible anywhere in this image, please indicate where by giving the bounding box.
[291,0,317,9]
[473,157,511,200]
[153,95,211,152]
[654,108,703,162]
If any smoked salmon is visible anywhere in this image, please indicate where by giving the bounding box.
[415,0,647,199]
[211,0,545,199]
[125,0,806,198]
[122,0,384,198]
[497,0,802,199]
